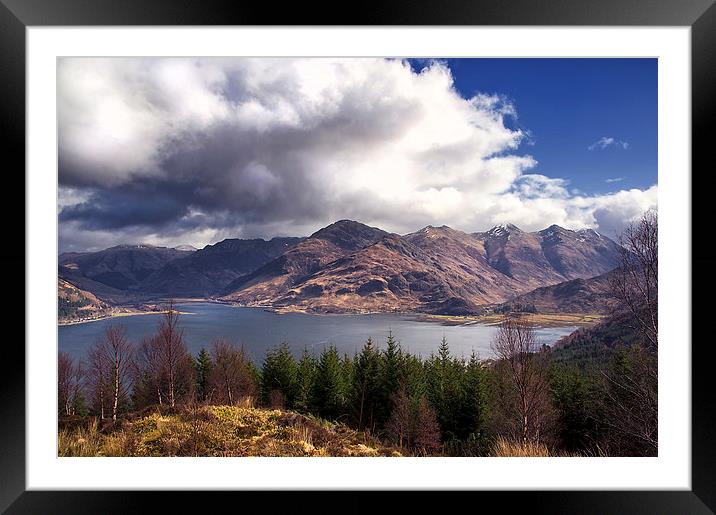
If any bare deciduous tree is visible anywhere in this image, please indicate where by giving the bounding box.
[609,209,658,349]
[71,360,85,414]
[156,301,190,407]
[104,325,134,422]
[600,346,658,454]
[600,210,659,455]
[58,352,73,415]
[414,397,442,455]
[491,317,552,446]
[87,339,109,420]
[58,351,83,416]
[136,335,165,406]
[386,386,413,449]
[209,339,255,405]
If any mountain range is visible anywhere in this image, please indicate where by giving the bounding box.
[59,220,622,315]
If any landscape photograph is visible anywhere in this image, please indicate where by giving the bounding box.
[57,57,658,458]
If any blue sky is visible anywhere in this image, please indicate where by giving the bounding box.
[410,58,657,196]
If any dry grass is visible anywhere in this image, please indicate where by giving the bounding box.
[491,437,552,457]
[490,437,580,457]
[58,417,104,457]
[58,405,403,457]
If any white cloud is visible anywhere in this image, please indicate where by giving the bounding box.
[588,136,629,151]
[58,58,656,251]
[605,177,626,183]
[514,174,570,199]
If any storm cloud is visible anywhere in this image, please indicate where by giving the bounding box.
[58,58,657,252]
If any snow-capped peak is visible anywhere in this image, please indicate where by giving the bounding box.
[487,223,519,237]
[577,228,600,237]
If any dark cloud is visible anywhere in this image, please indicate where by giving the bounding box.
[57,58,657,252]
[59,188,188,230]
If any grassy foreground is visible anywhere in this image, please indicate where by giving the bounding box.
[58,405,581,457]
[58,405,403,457]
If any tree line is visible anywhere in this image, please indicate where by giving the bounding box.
[59,211,657,457]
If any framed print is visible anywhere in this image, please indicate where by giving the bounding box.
[2,0,715,512]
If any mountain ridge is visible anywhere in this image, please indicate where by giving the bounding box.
[219,220,622,315]
[60,220,622,315]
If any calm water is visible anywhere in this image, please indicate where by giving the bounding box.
[58,302,576,362]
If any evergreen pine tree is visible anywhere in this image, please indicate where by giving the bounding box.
[350,338,381,431]
[246,360,262,405]
[195,348,213,402]
[295,348,317,413]
[312,346,347,420]
[401,353,427,400]
[438,335,450,364]
[261,343,298,408]
[342,352,354,392]
[456,351,489,451]
[376,331,403,426]
[426,336,460,441]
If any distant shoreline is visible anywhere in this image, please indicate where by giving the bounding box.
[220,302,604,328]
[58,309,194,327]
[59,298,603,329]
[413,312,604,328]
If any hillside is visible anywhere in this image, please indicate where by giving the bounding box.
[58,405,402,457]
[243,227,528,315]
[219,220,390,304]
[549,310,643,366]
[500,269,617,314]
[59,244,193,291]
[473,223,565,289]
[139,237,304,296]
[58,278,110,321]
[473,224,621,287]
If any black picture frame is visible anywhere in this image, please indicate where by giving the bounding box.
[2,0,713,513]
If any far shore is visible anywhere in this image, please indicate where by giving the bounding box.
[59,297,604,330]
[413,312,604,328]
[220,302,604,328]
[58,309,194,327]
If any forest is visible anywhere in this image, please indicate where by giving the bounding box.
[58,212,657,457]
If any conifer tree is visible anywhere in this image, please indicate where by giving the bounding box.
[438,335,450,364]
[195,348,212,402]
[376,331,403,426]
[342,352,354,392]
[426,337,461,440]
[295,349,317,413]
[261,343,298,408]
[399,353,427,400]
[351,338,381,431]
[456,351,489,448]
[312,346,347,420]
